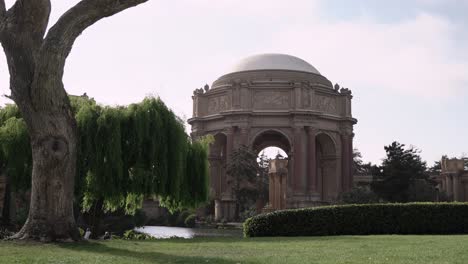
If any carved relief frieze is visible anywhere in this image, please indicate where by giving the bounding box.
[208,95,230,114]
[253,91,290,109]
[315,95,337,114]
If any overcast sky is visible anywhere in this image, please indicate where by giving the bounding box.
[1,0,467,165]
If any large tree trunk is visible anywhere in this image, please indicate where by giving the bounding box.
[12,110,79,241]
[0,0,148,242]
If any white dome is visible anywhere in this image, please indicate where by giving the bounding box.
[227,53,320,75]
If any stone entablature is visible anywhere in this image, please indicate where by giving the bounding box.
[189,54,357,220]
[191,70,354,121]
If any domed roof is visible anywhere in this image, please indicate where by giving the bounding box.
[227,53,320,75]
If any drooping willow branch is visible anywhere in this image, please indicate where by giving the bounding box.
[0,96,210,214]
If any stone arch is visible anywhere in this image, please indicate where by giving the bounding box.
[251,129,292,212]
[251,129,292,155]
[316,132,338,201]
[316,132,336,156]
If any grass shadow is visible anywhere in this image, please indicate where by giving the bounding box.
[59,240,242,264]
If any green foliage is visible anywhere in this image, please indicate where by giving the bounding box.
[256,151,270,203]
[353,148,375,175]
[78,227,85,237]
[243,203,468,237]
[0,104,21,125]
[0,227,14,239]
[407,179,439,202]
[226,145,260,220]
[176,211,191,227]
[428,159,442,174]
[338,186,379,204]
[226,145,258,184]
[371,142,429,202]
[0,96,210,216]
[160,136,211,211]
[184,214,197,228]
[122,229,155,240]
[0,116,31,191]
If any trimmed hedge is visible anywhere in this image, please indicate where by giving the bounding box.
[243,203,468,237]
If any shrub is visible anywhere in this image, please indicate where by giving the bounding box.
[122,230,155,240]
[407,180,438,202]
[339,186,379,204]
[184,214,197,228]
[0,228,14,239]
[176,211,191,227]
[78,227,85,237]
[243,203,468,237]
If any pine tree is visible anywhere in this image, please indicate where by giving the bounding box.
[371,142,429,202]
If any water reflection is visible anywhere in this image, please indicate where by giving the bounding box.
[135,226,242,239]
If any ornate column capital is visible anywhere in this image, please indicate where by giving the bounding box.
[239,126,249,134]
[307,126,318,135]
[224,126,234,135]
[293,126,304,134]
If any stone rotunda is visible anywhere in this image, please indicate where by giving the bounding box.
[188,53,357,220]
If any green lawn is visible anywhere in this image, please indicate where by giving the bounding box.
[1,235,467,264]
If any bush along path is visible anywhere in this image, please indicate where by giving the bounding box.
[244,202,468,237]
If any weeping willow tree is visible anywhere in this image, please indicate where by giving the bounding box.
[0,96,210,222]
[0,105,31,192]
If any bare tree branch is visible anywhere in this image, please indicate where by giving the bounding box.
[0,0,5,16]
[30,0,147,109]
[4,0,50,41]
[0,0,50,111]
[0,0,7,35]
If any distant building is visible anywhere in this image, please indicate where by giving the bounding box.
[188,53,357,220]
[353,174,374,188]
[434,157,468,201]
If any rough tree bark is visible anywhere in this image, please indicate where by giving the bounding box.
[0,0,148,242]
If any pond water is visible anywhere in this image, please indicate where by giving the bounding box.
[135,226,243,239]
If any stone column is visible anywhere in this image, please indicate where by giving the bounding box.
[192,95,199,117]
[225,127,234,157]
[269,173,275,209]
[453,174,460,201]
[293,127,305,192]
[348,134,354,190]
[208,159,219,196]
[307,127,317,192]
[446,175,453,198]
[214,199,222,221]
[222,127,234,197]
[239,127,249,146]
[276,174,281,209]
[341,134,352,192]
[280,173,287,209]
